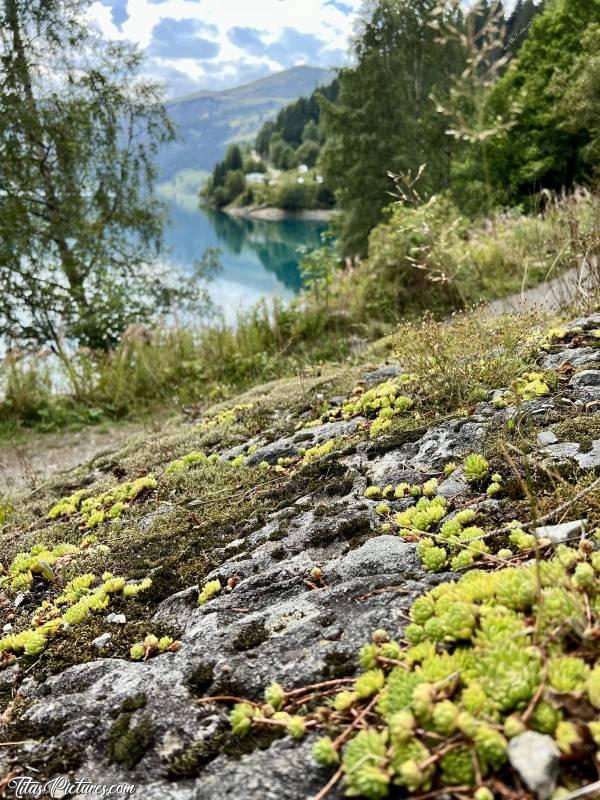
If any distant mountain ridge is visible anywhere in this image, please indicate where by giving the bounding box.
[157,66,336,185]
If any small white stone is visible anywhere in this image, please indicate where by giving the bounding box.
[537,430,558,446]
[508,732,560,800]
[535,519,585,544]
[106,613,126,624]
[92,633,112,649]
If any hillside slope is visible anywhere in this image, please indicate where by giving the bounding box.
[158,66,335,184]
[1,308,600,798]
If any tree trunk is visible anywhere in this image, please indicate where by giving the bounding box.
[4,0,87,311]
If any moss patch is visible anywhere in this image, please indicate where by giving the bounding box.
[107,696,154,770]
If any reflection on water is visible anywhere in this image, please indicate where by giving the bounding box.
[162,199,327,316]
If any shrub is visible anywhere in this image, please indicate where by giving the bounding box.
[276,180,315,211]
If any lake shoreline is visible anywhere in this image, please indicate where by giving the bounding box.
[224,204,335,223]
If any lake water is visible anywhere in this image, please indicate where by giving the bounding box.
[162,199,328,317]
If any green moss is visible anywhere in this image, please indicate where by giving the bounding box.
[186,664,215,696]
[107,700,154,770]
[165,737,225,778]
[553,415,600,448]
[120,693,147,713]
[270,545,287,560]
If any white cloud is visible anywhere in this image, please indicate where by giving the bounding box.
[89,0,360,96]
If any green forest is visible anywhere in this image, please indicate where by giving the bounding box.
[201,79,339,211]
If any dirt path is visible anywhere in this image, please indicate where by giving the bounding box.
[0,423,146,493]
[487,261,597,315]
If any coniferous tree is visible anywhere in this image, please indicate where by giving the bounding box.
[318,0,464,256]
[223,144,243,173]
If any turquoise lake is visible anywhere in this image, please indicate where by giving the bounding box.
[162,199,328,316]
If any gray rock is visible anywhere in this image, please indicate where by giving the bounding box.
[363,453,422,487]
[245,418,363,466]
[535,519,585,544]
[362,418,487,485]
[327,536,423,582]
[437,470,470,501]
[200,738,327,800]
[92,633,112,649]
[220,435,266,461]
[570,370,600,388]
[569,370,600,403]
[508,732,560,799]
[362,364,403,384]
[539,346,599,370]
[566,312,600,330]
[542,440,600,469]
[537,430,558,447]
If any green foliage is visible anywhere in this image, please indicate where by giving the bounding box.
[276,180,315,211]
[255,79,338,156]
[392,309,543,412]
[556,24,600,173]
[0,0,212,353]
[226,545,600,798]
[485,0,598,203]
[0,285,362,433]
[328,187,598,327]
[319,0,464,256]
[296,140,320,168]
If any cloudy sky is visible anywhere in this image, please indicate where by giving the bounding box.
[89,0,361,98]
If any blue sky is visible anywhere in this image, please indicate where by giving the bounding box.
[90,0,361,97]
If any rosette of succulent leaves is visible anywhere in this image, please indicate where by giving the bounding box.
[302,376,415,440]
[225,543,600,799]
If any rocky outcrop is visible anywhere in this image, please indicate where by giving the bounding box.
[1,312,599,799]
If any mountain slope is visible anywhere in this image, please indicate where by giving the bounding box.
[157,65,335,185]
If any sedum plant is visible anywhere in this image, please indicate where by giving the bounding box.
[304,377,415,436]
[48,475,157,528]
[130,633,180,660]
[463,454,489,484]
[165,451,208,474]
[493,372,551,408]
[198,579,222,606]
[197,402,254,433]
[226,545,600,799]
[0,542,153,660]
